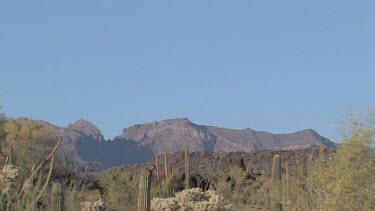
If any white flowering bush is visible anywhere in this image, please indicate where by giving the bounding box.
[0,164,20,193]
[151,188,237,211]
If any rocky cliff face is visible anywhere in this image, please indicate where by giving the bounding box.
[54,119,104,166]
[114,118,334,155]
[62,119,105,142]
[114,118,217,155]
[57,119,105,148]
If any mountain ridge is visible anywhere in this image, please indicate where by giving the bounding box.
[31,117,335,170]
[114,118,334,155]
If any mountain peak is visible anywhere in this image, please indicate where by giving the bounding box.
[71,118,92,125]
[156,117,193,125]
[148,117,192,125]
[297,128,321,137]
[67,119,105,142]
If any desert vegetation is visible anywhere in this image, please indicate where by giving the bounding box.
[0,107,374,210]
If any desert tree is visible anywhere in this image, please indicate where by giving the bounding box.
[3,118,58,172]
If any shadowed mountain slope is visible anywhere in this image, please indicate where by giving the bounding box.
[51,119,152,170]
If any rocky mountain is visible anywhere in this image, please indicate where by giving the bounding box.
[113,118,334,155]
[44,118,334,170]
[113,118,217,155]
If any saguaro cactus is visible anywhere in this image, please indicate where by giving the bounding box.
[1,139,5,155]
[137,165,155,211]
[185,147,190,189]
[9,145,14,165]
[272,154,281,182]
[155,155,160,183]
[271,154,282,211]
[51,182,63,211]
[164,150,168,181]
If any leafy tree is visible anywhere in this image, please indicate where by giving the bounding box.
[4,118,58,171]
[315,110,375,210]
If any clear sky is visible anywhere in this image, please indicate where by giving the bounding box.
[1,1,374,140]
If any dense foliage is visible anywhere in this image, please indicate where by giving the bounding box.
[3,119,57,171]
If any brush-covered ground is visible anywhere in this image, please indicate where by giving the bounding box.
[1,111,374,210]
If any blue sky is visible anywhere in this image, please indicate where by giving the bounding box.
[1,1,374,140]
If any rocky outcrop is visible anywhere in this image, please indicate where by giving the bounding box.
[52,119,108,169]
[114,118,216,155]
[57,119,105,147]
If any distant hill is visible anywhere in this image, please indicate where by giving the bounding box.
[43,118,335,170]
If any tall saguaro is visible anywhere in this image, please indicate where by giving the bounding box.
[8,145,14,165]
[51,182,63,211]
[137,165,155,211]
[155,155,160,183]
[271,154,282,211]
[164,150,168,181]
[272,154,281,182]
[185,147,190,189]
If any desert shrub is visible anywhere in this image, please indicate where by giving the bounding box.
[100,171,139,210]
[314,110,375,210]
[1,163,101,210]
[152,170,184,198]
[152,188,237,211]
[61,180,102,211]
[216,166,261,210]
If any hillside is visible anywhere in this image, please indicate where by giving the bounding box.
[104,148,335,192]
